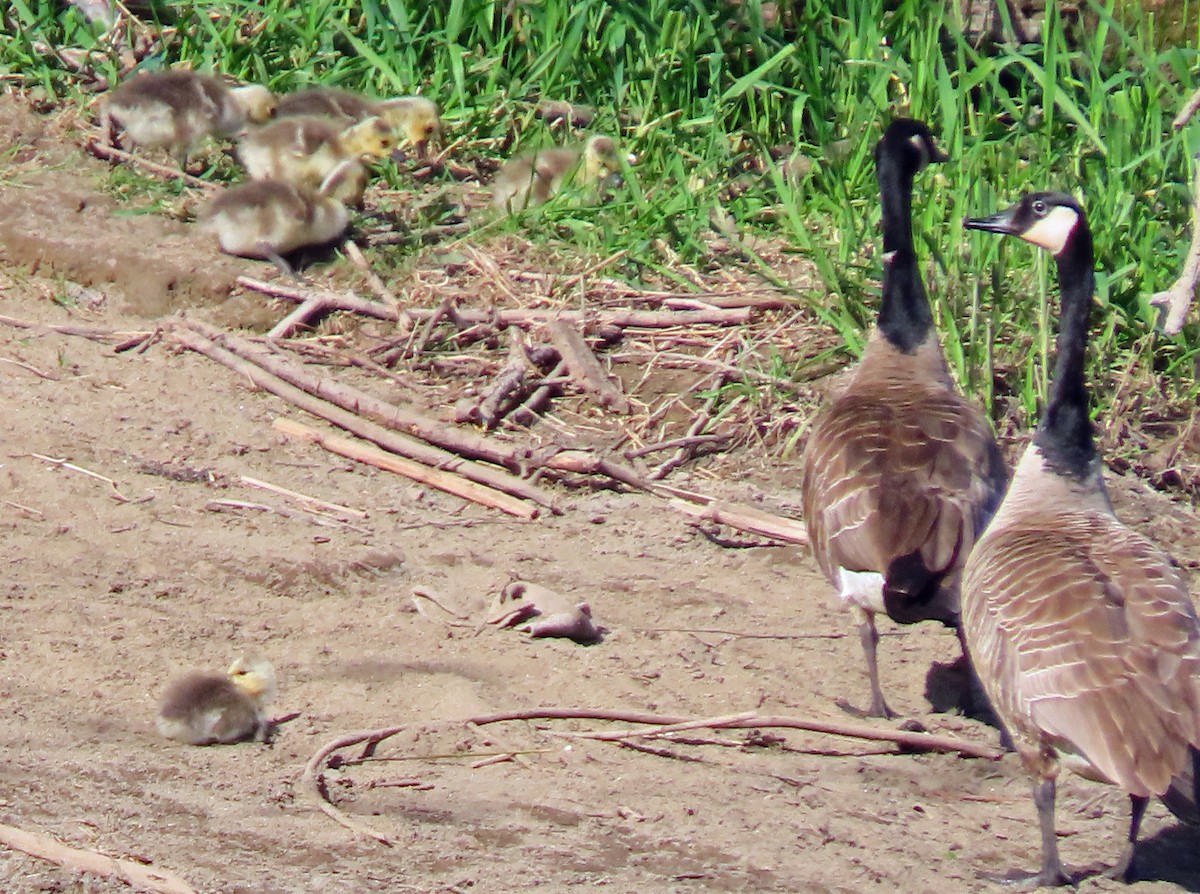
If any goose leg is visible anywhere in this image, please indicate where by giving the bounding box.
[1108,795,1148,883]
[1032,777,1071,886]
[859,610,895,719]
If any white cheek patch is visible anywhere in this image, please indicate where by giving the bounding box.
[1022,205,1079,255]
[908,133,929,166]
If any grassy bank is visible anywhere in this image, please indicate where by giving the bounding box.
[2,0,1197,433]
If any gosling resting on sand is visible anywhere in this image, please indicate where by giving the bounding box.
[156,654,277,746]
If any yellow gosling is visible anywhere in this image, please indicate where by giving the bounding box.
[103,70,275,168]
[200,160,355,274]
[237,114,394,203]
[276,88,441,157]
[492,134,623,213]
[155,654,277,746]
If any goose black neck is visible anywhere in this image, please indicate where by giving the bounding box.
[875,150,934,354]
[1035,223,1096,477]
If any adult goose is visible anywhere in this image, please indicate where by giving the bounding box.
[801,119,1008,718]
[962,191,1200,884]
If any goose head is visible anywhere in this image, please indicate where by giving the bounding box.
[874,118,947,177]
[226,653,277,706]
[964,191,1085,257]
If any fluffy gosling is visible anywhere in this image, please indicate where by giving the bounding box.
[201,160,354,274]
[103,70,275,169]
[276,88,441,157]
[155,654,276,746]
[237,114,394,206]
[492,134,623,213]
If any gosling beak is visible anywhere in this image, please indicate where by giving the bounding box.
[963,203,1020,235]
[931,145,950,164]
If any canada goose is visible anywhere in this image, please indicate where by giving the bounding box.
[237,114,394,205]
[103,70,275,169]
[962,192,1200,885]
[200,160,353,274]
[800,119,1008,719]
[491,134,623,213]
[156,654,277,745]
[275,88,441,157]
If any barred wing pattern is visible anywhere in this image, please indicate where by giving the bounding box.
[963,511,1200,797]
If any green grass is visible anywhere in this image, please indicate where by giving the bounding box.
[1,0,1198,436]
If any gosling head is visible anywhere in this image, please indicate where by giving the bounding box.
[339,115,397,161]
[226,653,277,707]
[874,118,947,177]
[229,84,277,125]
[377,96,441,157]
[964,191,1085,257]
[581,134,621,184]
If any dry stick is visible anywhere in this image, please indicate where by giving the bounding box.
[268,296,328,340]
[509,359,568,427]
[84,138,216,191]
[669,497,809,546]
[342,240,403,317]
[458,329,530,428]
[236,276,754,329]
[239,474,368,520]
[274,417,537,520]
[0,313,146,344]
[1150,152,1200,335]
[626,433,728,459]
[650,375,723,480]
[546,320,632,414]
[185,320,542,478]
[302,707,1000,845]
[172,323,555,511]
[205,498,367,532]
[0,820,198,894]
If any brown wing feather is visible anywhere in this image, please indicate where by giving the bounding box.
[802,376,1006,622]
[963,510,1200,796]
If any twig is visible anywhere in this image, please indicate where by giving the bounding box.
[669,497,809,546]
[239,474,368,520]
[546,320,631,414]
[1150,152,1200,335]
[170,324,556,511]
[549,711,758,742]
[274,417,538,519]
[268,296,328,340]
[26,452,132,503]
[0,313,147,344]
[0,356,58,380]
[509,359,567,427]
[205,498,369,532]
[238,276,755,330]
[649,376,723,480]
[0,821,198,894]
[84,137,217,191]
[342,240,405,324]
[456,329,530,428]
[411,586,471,621]
[626,433,728,459]
[301,706,1003,845]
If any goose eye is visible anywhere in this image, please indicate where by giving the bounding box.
[1032,199,1048,216]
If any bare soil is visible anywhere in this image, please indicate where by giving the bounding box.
[2,92,1200,894]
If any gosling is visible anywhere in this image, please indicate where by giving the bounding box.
[155,654,276,746]
[103,70,275,169]
[492,134,623,213]
[200,160,355,274]
[276,88,441,157]
[237,114,394,205]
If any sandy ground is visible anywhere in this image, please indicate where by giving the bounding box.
[2,93,1200,894]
